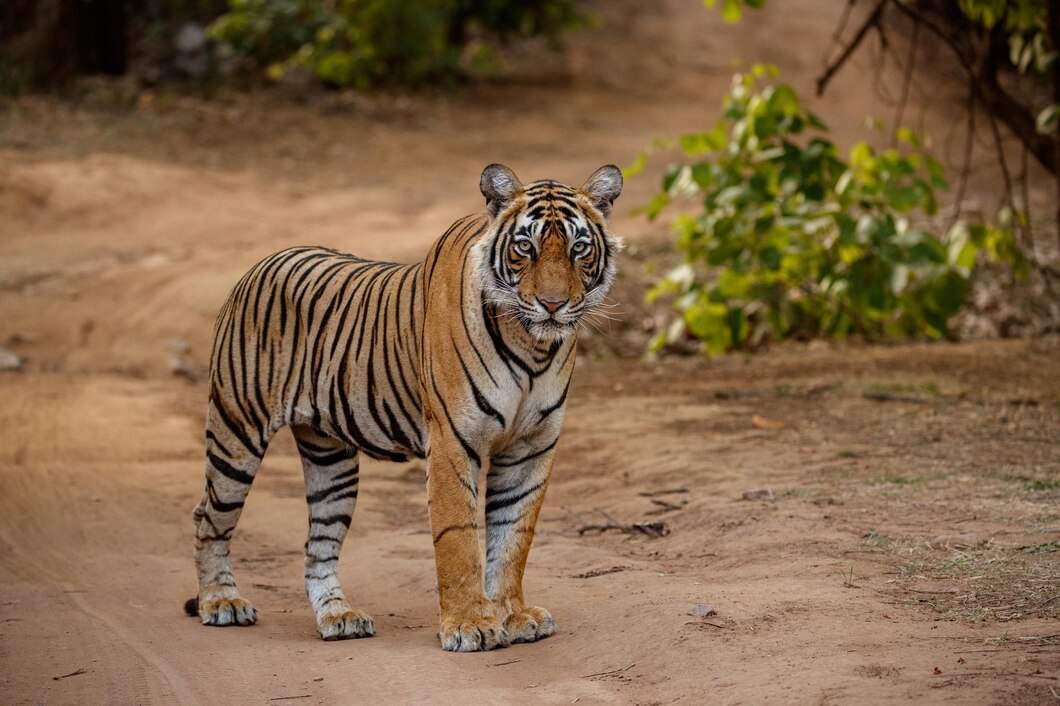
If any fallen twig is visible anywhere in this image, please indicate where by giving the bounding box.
[571,566,630,579]
[646,498,687,515]
[52,667,88,681]
[581,663,635,679]
[577,521,668,538]
[684,620,731,630]
[268,696,312,702]
[489,659,521,667]
[932,671,1058,681]
[637,487,688,497]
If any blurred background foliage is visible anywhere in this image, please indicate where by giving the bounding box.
[0,0,585,92]
[208,0,587,87]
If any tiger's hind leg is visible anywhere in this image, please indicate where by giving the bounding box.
[191,398,270,627]
[292,425,374,641]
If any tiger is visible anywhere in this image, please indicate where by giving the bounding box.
[186,163,623,652]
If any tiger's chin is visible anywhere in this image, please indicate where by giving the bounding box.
[527,319,578,343]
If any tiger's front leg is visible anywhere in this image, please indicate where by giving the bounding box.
[484,445,556,644]
[426,421,509,652]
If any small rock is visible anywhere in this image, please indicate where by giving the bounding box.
[175,23,207,54]
[169,355,200,382]
[166,339,191,354]
[689,603,717,618]
[0,346,24,372]
[741,488,775,501]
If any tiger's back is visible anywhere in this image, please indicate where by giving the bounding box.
[208,245,432,463]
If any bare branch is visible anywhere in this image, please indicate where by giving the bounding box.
[816,0,887,97]
[824,0,859,64]
[887,0,1055,176]
[948,81,977,232]
[986,109,1024,245]
[891,18,919,145]
[1019,144,1032,248]
[871,22,897,105]
[1049,0,1060,245]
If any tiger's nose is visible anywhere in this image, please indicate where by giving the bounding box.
[538,297,568,314]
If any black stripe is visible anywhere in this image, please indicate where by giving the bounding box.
[491,437,559,468]
[539,376,572,422]
[306,477,360,505]
[206,479,244,513]
[433,523,476,545]
[299,444,357,467]
[485,479,546,515]
[459,247,500,387]
[428,372,481,469]
[312,513,352,528]
[207,449,255,485]
[455,342,505,427]
[205,429,231,458]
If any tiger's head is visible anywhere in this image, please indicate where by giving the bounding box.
[477,163,623,342]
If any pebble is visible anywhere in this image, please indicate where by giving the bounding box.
[689,603,717,618]
[0,346,24,372]
[741,488,775,501]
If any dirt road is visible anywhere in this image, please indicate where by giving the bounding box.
[2,2,1059,704]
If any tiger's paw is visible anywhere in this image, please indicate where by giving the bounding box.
[198,595,258,627]
[438,614,509,652]
[504,605,555,644]
[316,604,375,641]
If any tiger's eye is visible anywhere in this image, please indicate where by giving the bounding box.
[571,241,590,257]
[513,240,533,257]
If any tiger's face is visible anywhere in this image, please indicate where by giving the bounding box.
[477,164,623,342]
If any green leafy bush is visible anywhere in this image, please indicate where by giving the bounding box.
[209,0,585,88]
[636,67,1025,355]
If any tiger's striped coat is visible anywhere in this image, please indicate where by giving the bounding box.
[189,164,622,651]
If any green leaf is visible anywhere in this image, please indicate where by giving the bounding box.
[721,0,744,23]
[1037,104,1058,135]
[623,152,648,178]
[927,270,969,317]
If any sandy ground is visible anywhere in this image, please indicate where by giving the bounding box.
[2,2,1060,704]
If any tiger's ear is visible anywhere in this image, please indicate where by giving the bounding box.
[579,164,623,218]
[480,164,524,217]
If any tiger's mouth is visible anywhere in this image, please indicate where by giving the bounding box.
[527,317,577,341]
[520,306,583,342]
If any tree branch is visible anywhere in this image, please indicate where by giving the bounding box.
[976,51,1056,176]
[986,108,1024,245]
[892,18,920,144]
[816,0,887,97]
[948,80,976,232]
[887,0,1055,176]
[1048,0,1060,245]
